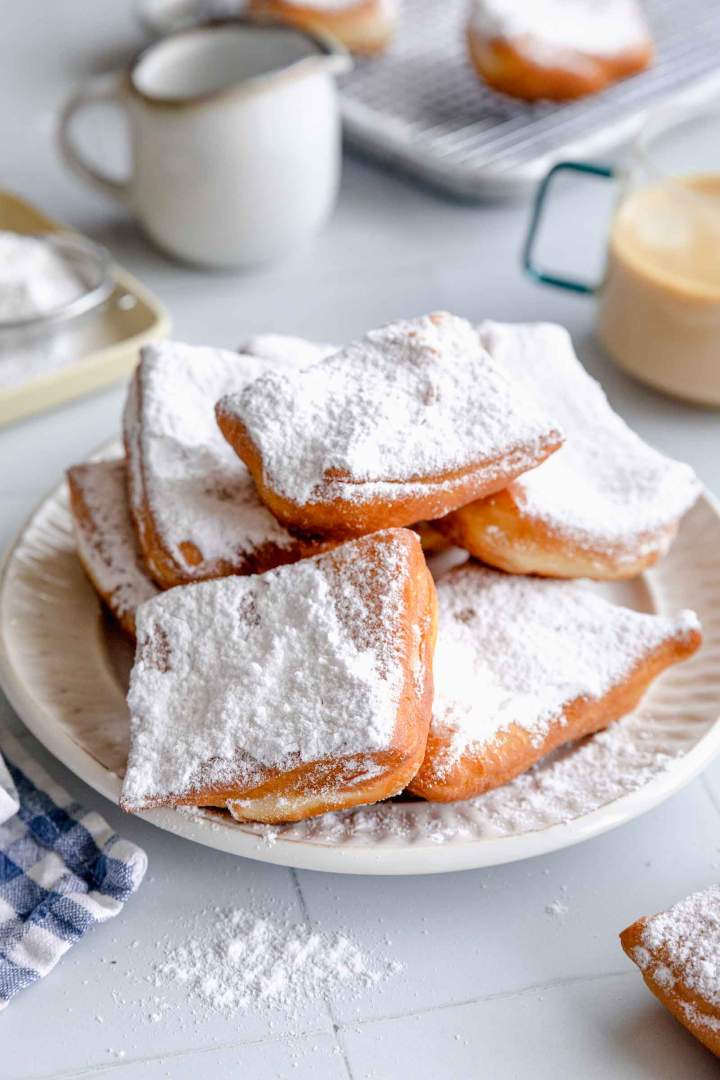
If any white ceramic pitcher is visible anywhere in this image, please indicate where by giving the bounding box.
[59,20,351,268]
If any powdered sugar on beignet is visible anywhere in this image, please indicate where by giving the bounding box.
[123,339,330,588]
[621,885,720,1056]
[248,0,398,55]
[467,0,653,101]
[242,333,336,366]
[217,312,562,537]
[67,459,158,635]
[121,529,436,818]
[438,323,700,577]
[409,563,701,800]
[469,0,650,61]
[630,886,720,1007]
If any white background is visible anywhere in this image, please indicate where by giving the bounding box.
[2,3,720,1077]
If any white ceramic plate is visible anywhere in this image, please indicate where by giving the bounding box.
[1,454,720,874]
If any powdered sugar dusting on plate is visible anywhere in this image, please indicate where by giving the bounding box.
[122,531,412,808]
[220,312,560,507]
[265,708,683,846]
[634,885,720,1010]
[476,322,700,556]
[69,459,158,626]
[428,563,699,775]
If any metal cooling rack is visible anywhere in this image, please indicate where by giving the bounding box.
[340,0,720,198]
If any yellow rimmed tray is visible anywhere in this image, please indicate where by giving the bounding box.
[0,191,170,427]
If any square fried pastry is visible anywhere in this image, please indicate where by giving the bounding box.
[467,0,653,102]
[67,459,158,637]
[437,323,700,579]
[408,563,701,802]
[621,886,720,1058]
[123,337,334,590]
[216,312,563,540]
[248,0,398,56]
[120,528,437,823]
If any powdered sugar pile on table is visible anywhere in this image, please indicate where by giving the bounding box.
[148,905,402,1019]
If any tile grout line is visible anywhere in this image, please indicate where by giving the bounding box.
[699,774,720,819]
[339,968,635,1031]
[290,868,356,1080]
[26,968,637,1080]
[28,1026,334,1080]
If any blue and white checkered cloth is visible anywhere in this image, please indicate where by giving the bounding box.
[0,733,147,1010]
[0,750,18,825]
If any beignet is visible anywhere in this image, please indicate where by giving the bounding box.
[217,312,563,540]
[248,0,398,56]
[409,562,701,802]
[436,323,700,579]
[120,528,437,823]
[123,339,332,590]
[467,0,653,101]
[67,459,158,636]
[621,886,720,1058]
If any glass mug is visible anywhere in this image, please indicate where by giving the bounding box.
[524,107,720,406]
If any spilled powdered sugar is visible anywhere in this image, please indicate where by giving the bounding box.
[633,884,720,1023]
[124,337,330,578]
[476,322,700,556]
[427,564,699,775]
[122,532,410,807]
[469,0,650,57]
[148,906,402,1019]
[69,459,158,625]
[87,901,401,1053]
[219,312,559,507]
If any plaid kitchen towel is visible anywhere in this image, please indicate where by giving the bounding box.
[0,750,18,825]
[0,733,147,1009]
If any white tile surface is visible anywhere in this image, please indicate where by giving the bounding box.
[340,973,719,1080]
[14,1032,345,1080]
[1,3,720,1079]
[296,781,720,1026]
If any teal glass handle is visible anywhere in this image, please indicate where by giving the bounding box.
[523,161,615,294]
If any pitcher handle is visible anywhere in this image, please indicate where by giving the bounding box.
[58,72,132,204]
[523,161,616,294]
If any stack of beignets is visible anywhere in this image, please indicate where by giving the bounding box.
[67,312,703,823]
